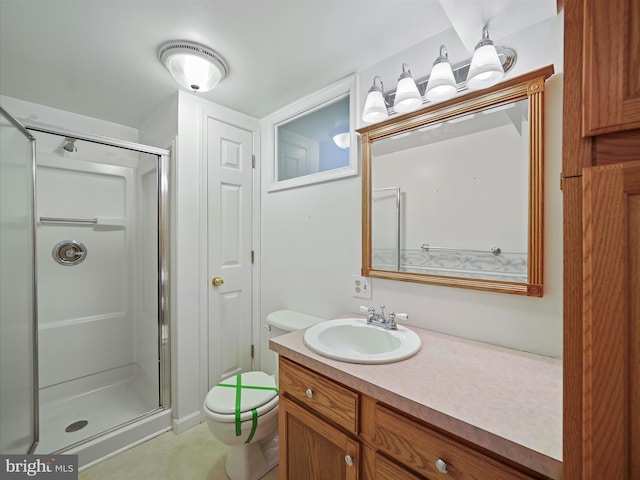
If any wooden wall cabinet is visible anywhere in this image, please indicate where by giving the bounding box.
[563,1,640,479]
[278,357,551,480]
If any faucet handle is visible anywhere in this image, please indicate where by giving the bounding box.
[359,305,374,314]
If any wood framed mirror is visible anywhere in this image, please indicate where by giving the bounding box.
[358,65,554,296]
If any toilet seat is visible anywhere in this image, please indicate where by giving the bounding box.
[204,371,279,423]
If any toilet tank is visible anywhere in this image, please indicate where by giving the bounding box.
[266,310,324,338]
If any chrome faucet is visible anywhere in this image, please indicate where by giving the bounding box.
[359,305,408,330]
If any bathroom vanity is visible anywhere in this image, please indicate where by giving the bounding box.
[270,324,562,480]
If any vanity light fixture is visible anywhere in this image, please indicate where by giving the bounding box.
[362,76,389,123]
[393,63,423,114]
[466,26,505,90]
[424,45,457,103]
[361,26,516,124]
[159,40,229,93]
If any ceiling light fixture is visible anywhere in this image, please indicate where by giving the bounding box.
[159,40,228,93]
[466,26,505,90]
[332,131,350,149]
[424,45,457,103]
[393,63,422,114]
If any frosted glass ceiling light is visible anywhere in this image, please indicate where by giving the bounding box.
[362,76,389,123]
[159,40,228,93]
[466,26,505,91]
[393,63,422,114]
[425,45,457,103]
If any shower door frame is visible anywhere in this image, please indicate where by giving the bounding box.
[23,120,172,417]
[0,106,39,454]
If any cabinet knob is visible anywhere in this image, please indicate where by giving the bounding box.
[305,388,313,399]
[344,455,354,467]
[435,458,448,474]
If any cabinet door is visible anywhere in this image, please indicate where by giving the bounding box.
[582,0,640,135]
[279,396,359,480]
[582,160,640,479]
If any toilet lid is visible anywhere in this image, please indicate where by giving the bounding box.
[205,371,278,416]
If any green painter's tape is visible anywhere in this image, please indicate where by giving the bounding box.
[245,409,258,444]
[216,376,278,441]
[217,383,279,393]
[235,375,242,436]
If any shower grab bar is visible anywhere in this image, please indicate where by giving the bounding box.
[421,243,502,256]
[39,216,97,225]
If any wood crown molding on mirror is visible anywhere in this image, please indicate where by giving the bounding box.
[357,65,555,296]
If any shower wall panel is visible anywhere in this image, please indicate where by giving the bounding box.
[36,154,135,389]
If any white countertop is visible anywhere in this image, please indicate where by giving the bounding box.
[270,322,562,480]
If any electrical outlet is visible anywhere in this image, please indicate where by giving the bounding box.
[352,274,371,299]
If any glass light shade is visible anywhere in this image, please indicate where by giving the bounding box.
[332,132,350,149]
[362,90,389,123]
[466,44,505,90]
[394,76,422,114]
[160,41,228,93]
[425,62,457,102]
[164,53,223,92]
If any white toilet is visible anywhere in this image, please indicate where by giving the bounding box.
[203,310,324,480]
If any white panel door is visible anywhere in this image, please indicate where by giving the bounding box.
[207,117,254,387]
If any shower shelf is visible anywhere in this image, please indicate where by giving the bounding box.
[39,216,126,229]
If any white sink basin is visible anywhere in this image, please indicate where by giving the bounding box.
[303,317,421,364]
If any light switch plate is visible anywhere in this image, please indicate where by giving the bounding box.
[352,274,371,299]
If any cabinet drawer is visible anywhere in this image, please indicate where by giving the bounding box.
[372,403,536,480]
[374,452,424,480]
[279,358,359,433]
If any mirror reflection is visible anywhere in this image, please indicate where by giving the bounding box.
[370,99,529,282]
[276,95,350,181]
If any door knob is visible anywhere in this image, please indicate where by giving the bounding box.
[212,276,224,287]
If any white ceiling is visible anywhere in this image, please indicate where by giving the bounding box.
[0,0,557,129]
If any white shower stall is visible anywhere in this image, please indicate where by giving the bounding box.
[0,105,171,465]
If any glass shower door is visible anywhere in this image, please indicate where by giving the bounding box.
[0,106,38,454]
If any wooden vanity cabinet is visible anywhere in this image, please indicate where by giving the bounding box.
[278,357,360,479]
[279,396,360,480]
[279,358,549,480]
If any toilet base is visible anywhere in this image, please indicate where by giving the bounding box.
[225,431,279,480]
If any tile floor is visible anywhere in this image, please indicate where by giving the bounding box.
[79,422,279,480]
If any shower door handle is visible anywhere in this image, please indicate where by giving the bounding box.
[212,276,224,287]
